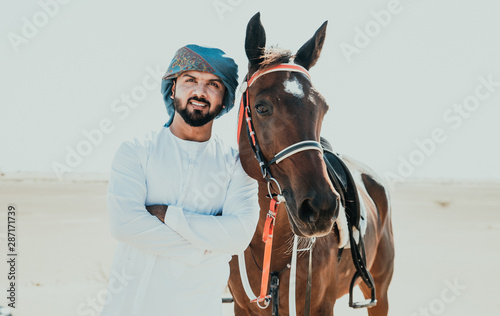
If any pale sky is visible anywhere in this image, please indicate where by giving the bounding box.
[1,0,499,181]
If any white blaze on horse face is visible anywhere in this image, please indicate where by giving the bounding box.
[283,77,304,98]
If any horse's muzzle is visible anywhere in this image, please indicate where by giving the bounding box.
[292,191,339,237]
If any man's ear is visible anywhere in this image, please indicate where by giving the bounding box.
[171,79,176,99]
[221,87,228,108]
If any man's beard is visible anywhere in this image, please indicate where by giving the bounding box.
[174,96,223,127]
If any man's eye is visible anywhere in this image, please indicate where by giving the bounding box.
[209,82,220,88]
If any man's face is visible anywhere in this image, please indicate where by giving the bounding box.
[172,71,226,127]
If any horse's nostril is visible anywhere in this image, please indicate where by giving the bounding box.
[298,199,319,223]
[298,194,339,225]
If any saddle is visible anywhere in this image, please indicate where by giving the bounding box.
[320,137,377,309]
[320,137,361,230]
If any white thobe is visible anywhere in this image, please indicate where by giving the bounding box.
[101,127,259,316]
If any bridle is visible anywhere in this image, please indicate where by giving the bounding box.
[237,63,324,198]
[237,63,323,312]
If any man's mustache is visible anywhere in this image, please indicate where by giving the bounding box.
[188,96,211,107]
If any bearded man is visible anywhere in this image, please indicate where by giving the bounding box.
[101,45,259,316]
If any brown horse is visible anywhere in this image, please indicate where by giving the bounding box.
[228,13,394,315]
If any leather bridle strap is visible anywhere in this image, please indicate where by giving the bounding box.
[304,239,314,316]
[245,63,311,89]
[251,198,278,306]
[267,141,323,166]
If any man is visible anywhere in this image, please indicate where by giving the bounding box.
[101,45,259,316]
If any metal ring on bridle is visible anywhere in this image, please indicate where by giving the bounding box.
[267,177,283,202]
[257,298,270,309]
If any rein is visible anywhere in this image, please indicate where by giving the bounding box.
[237,63,322,315]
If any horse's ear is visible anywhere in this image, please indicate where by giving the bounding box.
[245,12,266,68]
[295,21,328,70]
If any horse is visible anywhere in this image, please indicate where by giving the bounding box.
[227,13,395,316]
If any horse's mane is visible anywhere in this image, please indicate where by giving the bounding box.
[257,46,293,71]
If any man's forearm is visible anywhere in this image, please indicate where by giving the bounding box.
[146,204,168,223]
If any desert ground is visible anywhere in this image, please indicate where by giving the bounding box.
[0,175,499,316]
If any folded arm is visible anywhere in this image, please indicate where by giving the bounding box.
[107,141,205,263]
[163,158,260,255]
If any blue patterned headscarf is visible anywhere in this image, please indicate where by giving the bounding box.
[161,44,239,126]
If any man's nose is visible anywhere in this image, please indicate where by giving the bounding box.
[192,83,208,98]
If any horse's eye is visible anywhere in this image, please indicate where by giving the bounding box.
[255,104,270,115]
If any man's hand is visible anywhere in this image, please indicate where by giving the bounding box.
[146,205,168,223]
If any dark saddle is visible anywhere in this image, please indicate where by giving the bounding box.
[320,137,362,230]
[320,137,377,309]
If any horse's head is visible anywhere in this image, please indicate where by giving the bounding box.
[238,13,340,238]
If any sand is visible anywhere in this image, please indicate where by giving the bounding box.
[0,176,499,316]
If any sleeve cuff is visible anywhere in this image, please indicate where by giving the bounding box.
[164,205,183,231]
[164,206,204,264]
